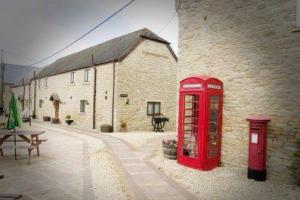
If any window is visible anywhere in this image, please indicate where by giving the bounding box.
[38,79,41,88]
[80,100,86,113]
[297,0,300,27]
[84,69,90,82]
[44,78,48,87]
[70,72,75,83]
[39,99,43,108]
[147,102,161,115]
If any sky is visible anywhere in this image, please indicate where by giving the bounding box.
[0,0,178,67]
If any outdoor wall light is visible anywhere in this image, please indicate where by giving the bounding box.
[85,101,89,105]
[126,98,130,105]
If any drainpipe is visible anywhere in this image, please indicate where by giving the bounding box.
[92,54,97,130]
[112,61,116,131]
[33,71,37,118]
[22,78,25,111]
[29,77,31,126]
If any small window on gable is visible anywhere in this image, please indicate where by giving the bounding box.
[297,0,300,27]
[38,79,41,88]
[84,69,90,82]
[70,72,75,83]
[147,102,161,116]
[80,100,86,113]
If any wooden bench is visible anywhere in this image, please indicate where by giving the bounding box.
[0,139,47,164]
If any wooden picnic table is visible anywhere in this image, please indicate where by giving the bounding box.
[0,130,46,164]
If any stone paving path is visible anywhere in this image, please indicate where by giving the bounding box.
[97,134,197,200]
[49,124,197,200]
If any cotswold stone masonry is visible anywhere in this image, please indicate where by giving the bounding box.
[176,0,300,182]
[12,29,177,132]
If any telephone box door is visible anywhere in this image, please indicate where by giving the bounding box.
[178,92,202,168]
[205,92,222,169]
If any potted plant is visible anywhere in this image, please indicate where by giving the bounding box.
[65,115,73,125]
[162,139,177,160]
[101,124,113,133]
[43,116,51,121]
[120,119,128,132]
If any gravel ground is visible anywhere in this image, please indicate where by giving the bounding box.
[111,132,175,148]
[150,149,300,200]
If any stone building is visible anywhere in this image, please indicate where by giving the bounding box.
[176,0,300,182]
[12,28,177,131]
[0,64,36,114]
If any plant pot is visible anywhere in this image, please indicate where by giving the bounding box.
[43,116,51,121]
[120,127,128,132]
[52,118,60,124]
[101,124,113,133]
[163,148,177,156]
[162,144,177,160]
[22,117,30,123]
[163,154,177,160]
[65,119,73,125]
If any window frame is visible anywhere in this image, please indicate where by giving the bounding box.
[70,72,75,83]
[80,100,86,113]
[39,99,43,108]
[147,101,161,116]
[84,69,90,82]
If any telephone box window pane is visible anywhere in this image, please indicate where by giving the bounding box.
[182,94,199,158]
[208,96,219,158]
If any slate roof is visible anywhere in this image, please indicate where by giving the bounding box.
[13,67,44,87]
[3,64,36,85]
[36,28,174,79]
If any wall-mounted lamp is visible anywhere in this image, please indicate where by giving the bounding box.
[126,99,130,105]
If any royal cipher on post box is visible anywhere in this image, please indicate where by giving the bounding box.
[246,116,271,181]
[177,76,223,171]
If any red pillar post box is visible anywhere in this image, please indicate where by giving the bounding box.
[177,75,223,171]
[246,116,271,181]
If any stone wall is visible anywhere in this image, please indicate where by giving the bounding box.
[33,67,95,130]
[11,39,177,132]
[115,39,177,131]
[95,63,113,129]
[176,0,300,182]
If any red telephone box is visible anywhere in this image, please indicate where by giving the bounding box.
[177,75,223,171]
[246,116,270,181]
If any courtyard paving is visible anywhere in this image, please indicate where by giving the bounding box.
[0,123,130,200]
[1,121,299,200]
[0,122,196,200]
